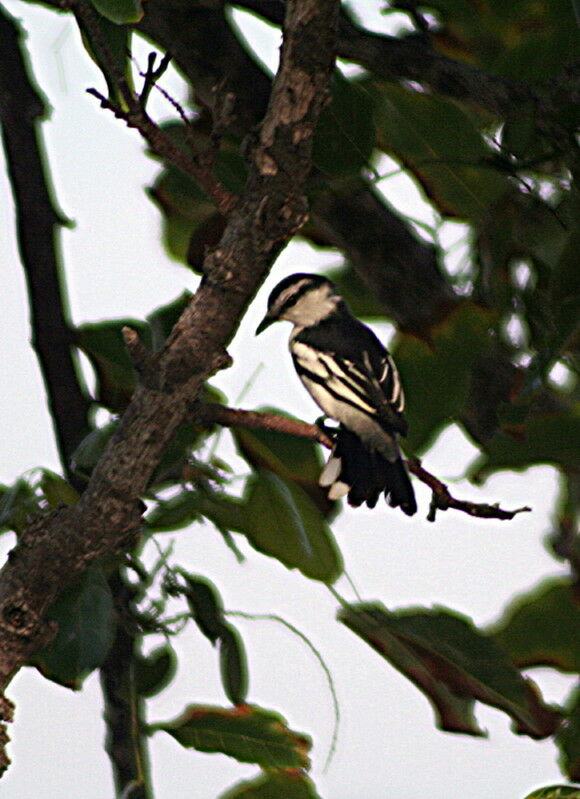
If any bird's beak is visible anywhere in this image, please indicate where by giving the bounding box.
[255,314,275,335]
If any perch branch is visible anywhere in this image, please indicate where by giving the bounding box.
[196,404,532,522]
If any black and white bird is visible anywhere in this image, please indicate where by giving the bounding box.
[256,273,417,515]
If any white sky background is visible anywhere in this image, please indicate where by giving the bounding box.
[0,2,573,798]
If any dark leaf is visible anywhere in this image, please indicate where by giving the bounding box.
[313,71,375,177]
[90,0,143,24]
[523,787,580,799]
[219,623,249,706]
[557,687,580,782]
[375,83,508,219]
[0,479,40,535]
[30,565,116,690]
[220,771,323,799]
[181,573,227,645]
[76,320,151,411]
[135,645,177,698]
[71,421,118,478]
[393,303,495,453]
[339,602,561,738]
[150,704,311,769]
[489,578,580,673]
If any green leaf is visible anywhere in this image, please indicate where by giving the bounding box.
[232,408,333,517]
[30,565,116,690]
[469,402,580,481]
[393,303,495,453]
[557,687,580,782]
[339,602,561,738]
[71,421,118,478]
[220,771,323,799]
[147,292,192,350]
[488,578,580,673]
[90,0,143,24]
[135,645,178,698]
[243,469,343,584]
[523,787,580,799]
[78,10,133,103]
[39,470,80,508]
[0,479,40,535]
[145,491,201,532]
[219,623,249,706]
[150,704,311,769]
[76,320,151,411]
[181,573,227,645]
[374,83,508,219]
[313,71,375,177]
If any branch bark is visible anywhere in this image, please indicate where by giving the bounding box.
[0,0,340,772]
[197,404,532,522]
[0,6,92,476]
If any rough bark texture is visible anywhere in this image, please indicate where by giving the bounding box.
[0,0,340,751]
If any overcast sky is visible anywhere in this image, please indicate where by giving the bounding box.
[0,3,573,798]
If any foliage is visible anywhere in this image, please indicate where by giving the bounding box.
[0,0,578,797]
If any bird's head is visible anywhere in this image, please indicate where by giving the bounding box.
[255,273,340,334]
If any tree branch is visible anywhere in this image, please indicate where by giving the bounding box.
[0,0,340,773]
[0,6,92,477]
[196,404,532,522]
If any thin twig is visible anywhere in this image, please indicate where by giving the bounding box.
[197,404,532,522]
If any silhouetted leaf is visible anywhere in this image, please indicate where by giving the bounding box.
[135,645,177,698]
[0,479,40,535]
[339,602,561,738]
[393,303,495,453]
[219,623,249,706]
[523,787,580,799]
[90,0,143,24]
[489,578,580,673]
[31,565,116,689]
[150,704,311,769]
[181,573,226,645]
[375,83,508,218]
[220,771,323,799]
[313,71,375,177]
[76,320,151,410]
[557,687,580,782]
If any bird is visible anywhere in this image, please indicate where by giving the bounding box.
[255,273,417,515]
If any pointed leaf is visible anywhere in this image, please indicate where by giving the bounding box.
[232,408,333,516]
[135,645,177,698]
[557,687,580,782]
[90,0,143,24]
[181,573,227,645]
[339,602,561,738]
[220,771,323,799]
[0,479,40,535]
[243,469,342,584]
[145,491,202,532]
[469,403,580,481]
[150,704,311,769]
[219,623,249,706]
[489,578,580,673]
[393,303,495,453]
[76,320,151,410]
[523,788,580,799]
[313,71,375,177]
[39,470,80,508]
[30,565,116,689]
[375,83,508,219]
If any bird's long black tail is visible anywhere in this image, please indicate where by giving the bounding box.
[320,427,417,515]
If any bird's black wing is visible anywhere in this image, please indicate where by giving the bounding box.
[293,311,408,435]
